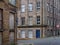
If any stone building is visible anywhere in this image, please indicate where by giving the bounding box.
[55,0,60,36]
[17,0,60,43]
[0,0,19,45]
[17,0,47,40]
[46,0,60,36]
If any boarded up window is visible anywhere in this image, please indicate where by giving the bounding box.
[9,13,14,29]
[9,32,14,43]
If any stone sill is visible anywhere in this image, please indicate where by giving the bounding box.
[17,25,48,28]
[17,38,36,40]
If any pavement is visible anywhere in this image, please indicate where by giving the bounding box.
[17,36,60,45]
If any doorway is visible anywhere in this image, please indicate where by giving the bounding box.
[36,30,40,38]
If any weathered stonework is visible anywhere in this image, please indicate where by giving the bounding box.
[17,0,60,40]
[0,0,19,45]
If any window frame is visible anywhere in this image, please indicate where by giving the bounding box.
[21,17,25,25]
[36,16,40,24]
[28,3,33,12]
[21,4,25,13]
[9,13,15,30]
[9,0,16,6]
[51,19,53,26]
[50,5,53,13]
[36,1,40,10]
[28,30,33,38]
[20,30,25,38]
[9,32,14,43]
[47,19,50,25]
[47,3,50,12]
[28,16,33,25]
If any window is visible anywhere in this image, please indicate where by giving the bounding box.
[28,16,33,25]
[47,3,50,12]
[47,19,49,25]
[9,32,14,43]
[50,6,53,13]
[28,3,33,11]
[48,20,49,25]
[37,16,40,24]
[0,9,3,29]
[47,18,52,26]
[9,0,16,5]
[51,20,53,26]
[21,17,25,25]
[28,30,33,38]
[49,20,51,26]
[21,30,25,38]
[17,30,20,38]
[9,13,14,29]
[21,5,25,12]
[49,20,53,26]
[36,1,40,10]
[36,30,40,38]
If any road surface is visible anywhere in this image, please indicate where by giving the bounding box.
[17,37,60,45]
